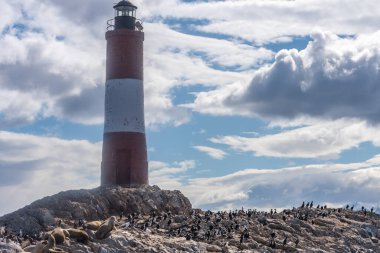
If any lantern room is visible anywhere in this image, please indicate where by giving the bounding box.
[113,0,137,30]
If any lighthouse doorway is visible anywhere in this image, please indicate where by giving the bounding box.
[116,149,131,185]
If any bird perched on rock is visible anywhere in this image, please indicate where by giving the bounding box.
[239,234,244,244]
[283,236,287,246]
[269,239,276,249]
[295,237,300,247]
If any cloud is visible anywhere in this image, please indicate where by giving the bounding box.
[2,1,380,129]
[0,89,43,127]
[142,22,271,128]
[193,145,227,160]
[0,0,274,129]
[0,11,104,126]
[0,130,196,216]
[53,85,105,125]
[0,131,379,216]
[0,131,101,216]
[210,119,380,159]
[189,31,380,124]
[149,160,196,189]
[183,155,380,211]
[139,0,380,43]
[145,23,273,71]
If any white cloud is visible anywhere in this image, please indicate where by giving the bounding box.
[138,0,380,43]
[193,145,227,160]
[190,31,380,124]
[0,1,21,33]
[211,119,380,159]
[0,89,43,127]
[145,23,273,70]
[142,22,271,128]
[0,131,101,216]
[0,8,104,126]
[183,156,380,211]
[149,160,196,190]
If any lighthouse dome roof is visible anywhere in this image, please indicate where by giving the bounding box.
[114,0,137,10]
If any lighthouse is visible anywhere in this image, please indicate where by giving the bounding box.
[101,1,148,186]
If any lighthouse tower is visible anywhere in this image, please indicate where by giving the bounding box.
[101,1,148,186]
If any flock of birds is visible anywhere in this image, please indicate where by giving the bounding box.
[0,201,377,251]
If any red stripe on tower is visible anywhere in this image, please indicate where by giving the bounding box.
[101,1,148,186]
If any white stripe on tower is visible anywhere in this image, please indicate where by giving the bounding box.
[104,79,145,133]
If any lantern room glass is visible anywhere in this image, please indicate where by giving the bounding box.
[115,8,136,18]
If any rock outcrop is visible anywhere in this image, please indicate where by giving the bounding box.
[0,185,191,234]
[0,241,24,253]
[0,187,379,252]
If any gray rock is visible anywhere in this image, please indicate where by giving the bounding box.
[359,228,370,238]
[360,224,378,238]
[206,244,222,252]
[0,185,191,234]
[268,222,296,234]
[0,242,24,253]
[257,216,268,226]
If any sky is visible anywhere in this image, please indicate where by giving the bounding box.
[0,0,380,216]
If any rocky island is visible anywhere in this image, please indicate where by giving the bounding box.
[0,186,379,252]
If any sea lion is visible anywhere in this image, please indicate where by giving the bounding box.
[33,235,67,253]
[84,220,103,230]
[95,216,117,240]
[44,228,69,245]
[32,240,47,253]
[65,228,89,243]
[44,234,68,253]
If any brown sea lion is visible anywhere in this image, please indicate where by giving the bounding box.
[33,235,68,253]
[32,240,47,253]
[44,228,69,245]
[84,220,103,230]
[65,228,89,243]
[95,216,117,239]
[44,234,68,253]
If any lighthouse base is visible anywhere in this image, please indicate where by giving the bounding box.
[101,132,148,186]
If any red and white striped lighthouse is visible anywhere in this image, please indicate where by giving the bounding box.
[101,0,148,186]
